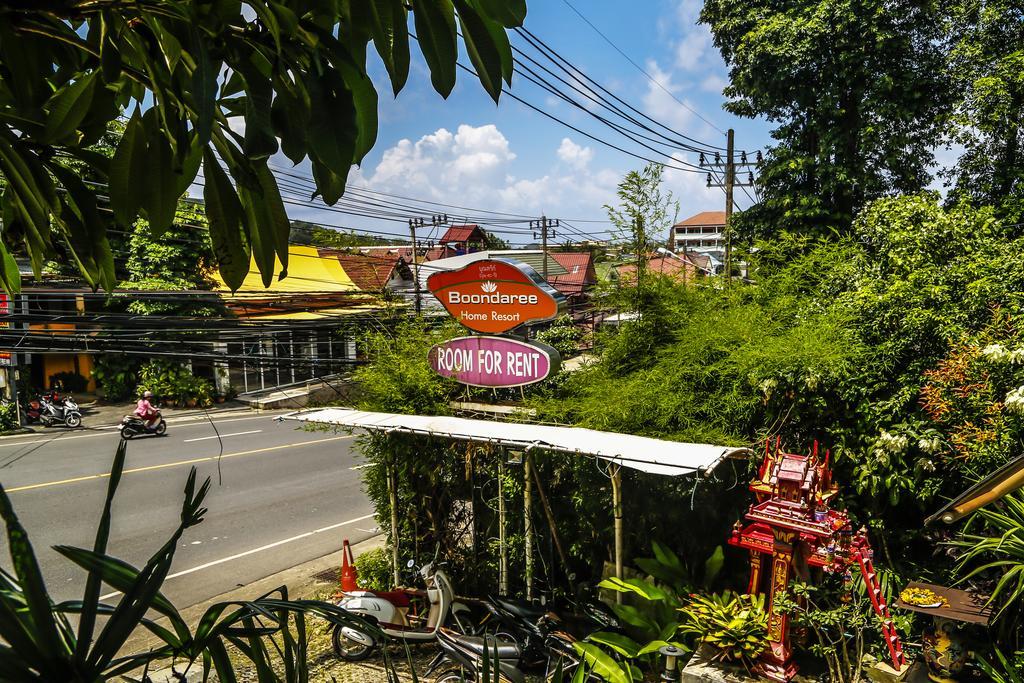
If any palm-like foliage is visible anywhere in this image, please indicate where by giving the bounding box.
[953,490,1024,623]
[0,439,386,681]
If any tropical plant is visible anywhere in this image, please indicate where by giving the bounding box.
[0,400,18,432]
[137,359,214,405]
[952,491,1024,626]
[0,0,525,294]
[92,353,143,402]
[976,647,1024,683]
[774,581,872,683]
[354,546,394,592]
[0,440,388,681]
[677,591,768,667]
[700,0,951,238]
[536,316,584,359]
[47,371,88,393]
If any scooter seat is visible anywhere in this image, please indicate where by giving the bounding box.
[371,590,412,607]
[493,596,547,622]
[453,634,521,660]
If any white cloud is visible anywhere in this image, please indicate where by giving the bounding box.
[557,138,594,170]
[346,124,619,233]
[641,60,695,131]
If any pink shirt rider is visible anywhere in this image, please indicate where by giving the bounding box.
[135,398,157,420]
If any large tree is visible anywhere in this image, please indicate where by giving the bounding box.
[945,0,1024,225]
[700,0,951,238]
[0,0,525,294]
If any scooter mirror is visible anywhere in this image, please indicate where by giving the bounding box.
[406,559,415,568]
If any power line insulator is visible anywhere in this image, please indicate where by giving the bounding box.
[706,173,712,187]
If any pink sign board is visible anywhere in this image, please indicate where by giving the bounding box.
[429,336,561,388]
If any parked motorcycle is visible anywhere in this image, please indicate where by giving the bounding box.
[473,593,623,669]
[26,392,82,428]
[427,627,525,683]
[120,411,167,439]
[331,558,472,661]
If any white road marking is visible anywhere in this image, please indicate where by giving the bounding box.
[0,414,284,448]
[349,463,375,470]
[183,430,262,443]
[99,514,375,601]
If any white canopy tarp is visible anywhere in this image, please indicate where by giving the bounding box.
[283,408,748,477]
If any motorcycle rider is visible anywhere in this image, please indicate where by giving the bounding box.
[135,390,161,428]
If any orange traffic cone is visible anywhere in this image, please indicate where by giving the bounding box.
[340,539,358,592]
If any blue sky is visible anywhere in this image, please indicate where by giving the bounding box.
[283,1,775,246]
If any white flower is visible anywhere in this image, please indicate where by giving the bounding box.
[917,437,942,454]
[918,458,936,473]
[1006,386,1024,414]
[804,373,820,391]
[981,344,1010,362]
[1009,347,1024,364]
[759,378,778,398]
[876,430,909,454]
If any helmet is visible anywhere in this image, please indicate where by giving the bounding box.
[143,390,154,399]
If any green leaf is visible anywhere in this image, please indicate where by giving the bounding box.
[191,36,220,146]
[307,71,357,177]
[0,239,21,293]
[586,631,640,658]
[141,111,182,236]
[453,0,509,101]
[652,540,684,572]
[109,109,148,227]
[311,159,348,205]
[369,0,411,94]
[270,78,310,165]
[411,0,458,97]
[237,160,289,287]
[599,576,669,601]
[572,641,631,683]
[703,546,724,588]
[0,483,67,678]
[203,149,250,291]
[237,60,278,160]
[43,70,98,143]
[473,0,527,27]
[51,165,116,291]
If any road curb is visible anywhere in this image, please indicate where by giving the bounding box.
[124,534,385,681]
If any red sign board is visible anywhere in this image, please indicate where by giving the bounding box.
[429,336,560,388]
[426,259,562,334]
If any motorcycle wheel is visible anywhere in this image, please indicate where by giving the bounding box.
[154,420,167,436]
[331,625,374,662]
[434,668,467,683]
[120,426,135,440]
[65,413,82,428]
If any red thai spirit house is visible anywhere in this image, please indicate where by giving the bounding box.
[728,439,905,681]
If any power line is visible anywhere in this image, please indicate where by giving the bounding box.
[556,0,729,139]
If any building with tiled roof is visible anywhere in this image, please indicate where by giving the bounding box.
[548,251,597,301]
[438,224,488,254]
[320,250,413,293]
[672,211,726,252]
[615,252,707,285]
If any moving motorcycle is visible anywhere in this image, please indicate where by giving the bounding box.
[120,411,167,439]
[331,558,472,661]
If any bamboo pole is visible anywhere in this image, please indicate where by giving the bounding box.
[498,457,508,595]
[611,465,624,604]
[524,454,534,600]
[531,460,571,581]
[388,462,400,587]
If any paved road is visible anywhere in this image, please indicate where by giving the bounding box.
[0,410,377,609]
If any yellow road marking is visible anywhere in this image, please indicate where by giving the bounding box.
[4,435,353,493]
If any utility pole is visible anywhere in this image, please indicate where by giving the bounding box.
[724,128,735,280]
[409,213,447,315]
[701,130,759,281]
[531,216,559,279]
[408,217,425,315]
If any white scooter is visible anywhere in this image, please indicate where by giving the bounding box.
[332,559,472,661]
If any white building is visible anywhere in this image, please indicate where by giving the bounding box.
[673,211,726,252]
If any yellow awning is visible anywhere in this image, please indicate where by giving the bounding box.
[212,245,359,293]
